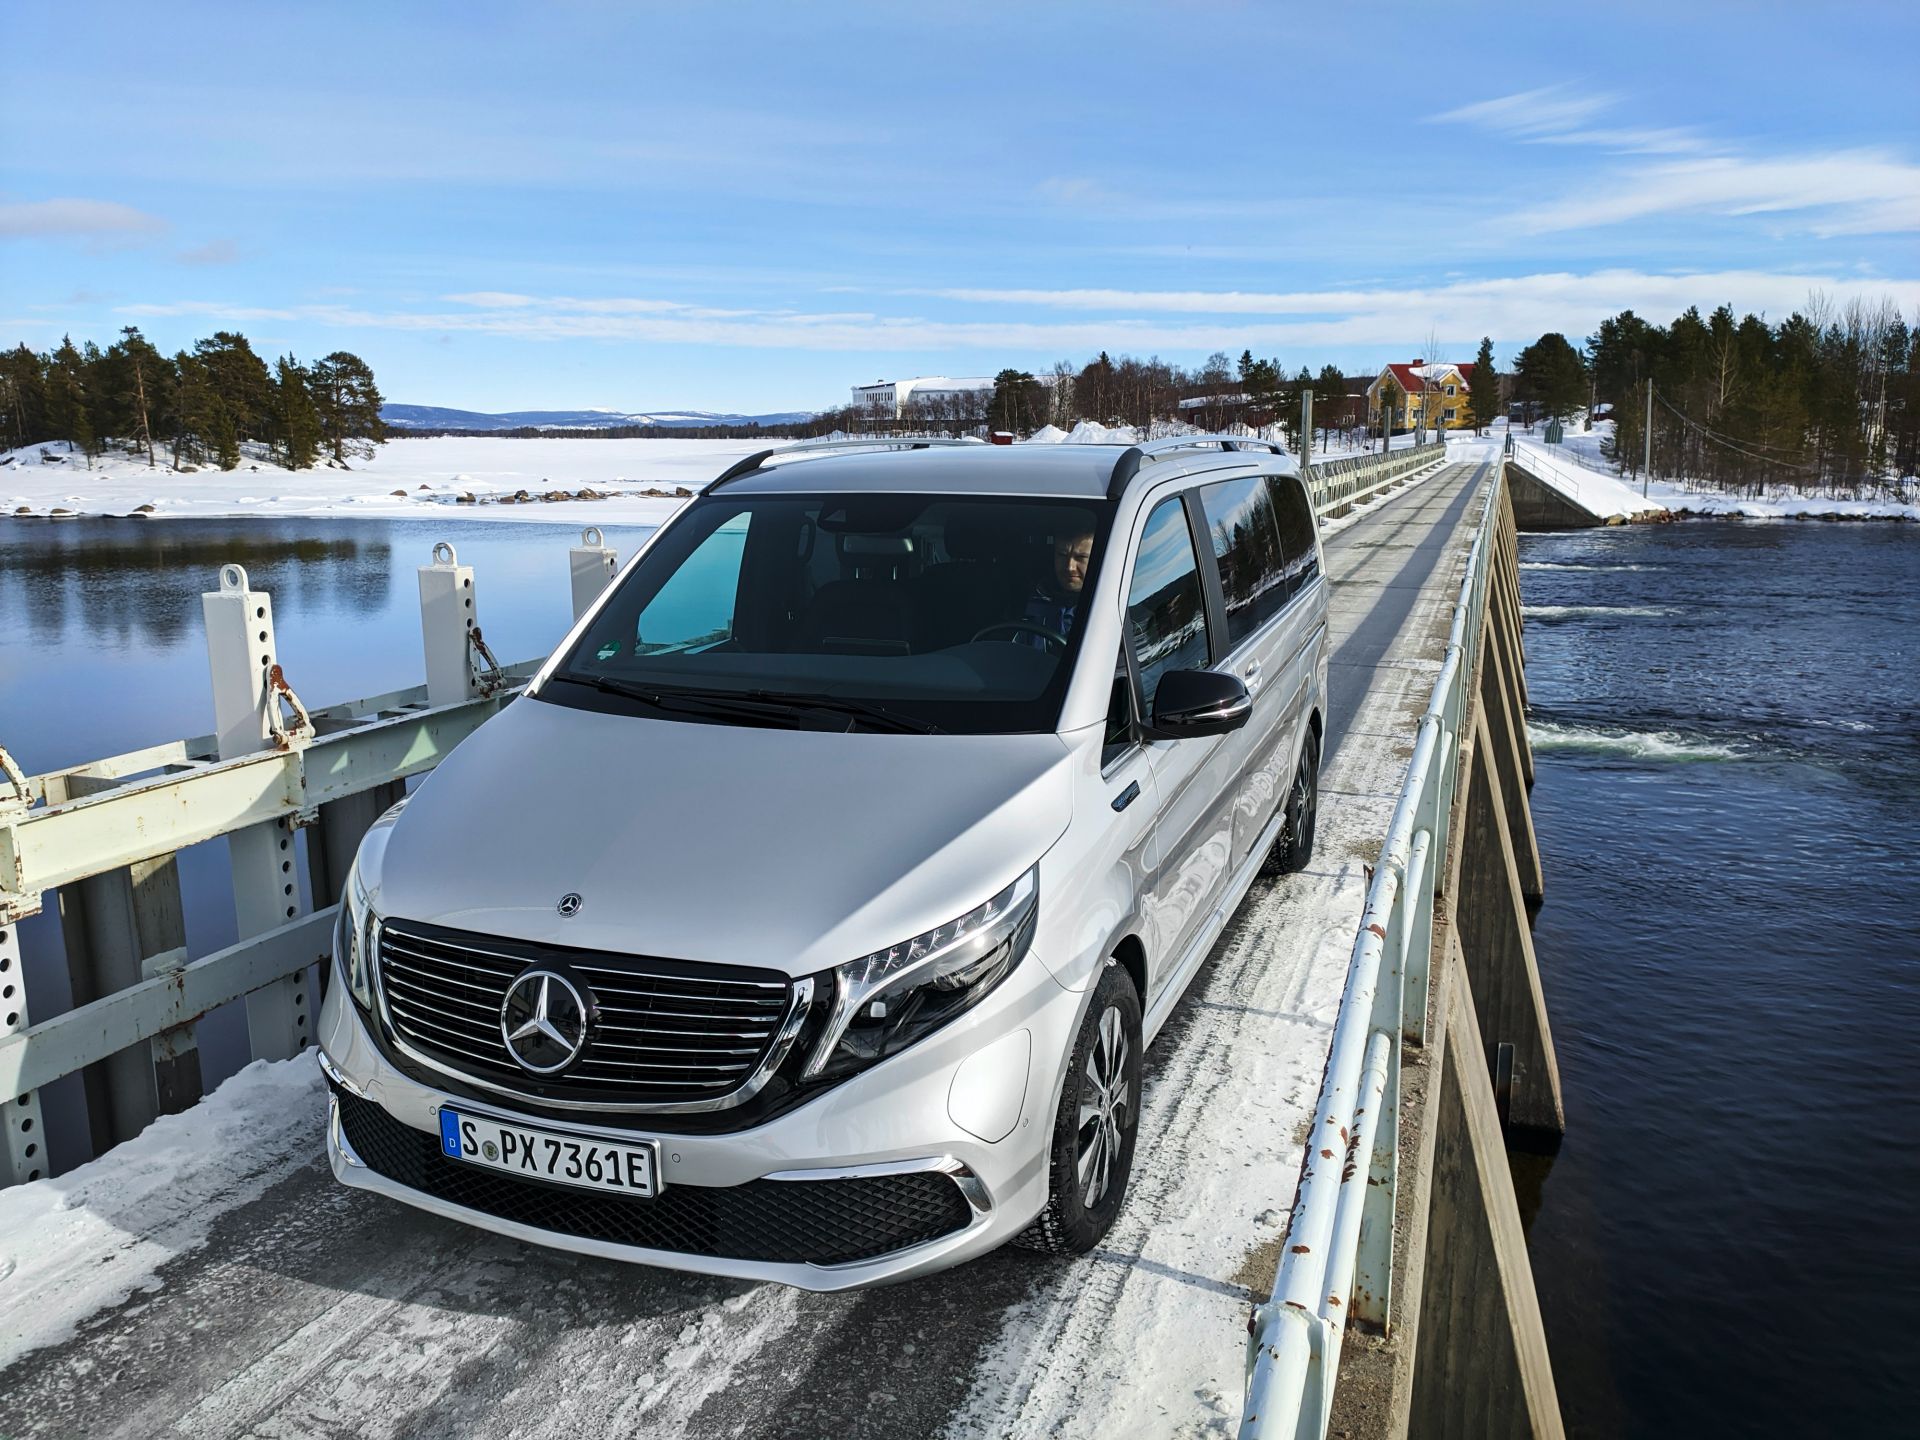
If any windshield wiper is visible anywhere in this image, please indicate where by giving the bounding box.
[566,675,804,728]
[744,690,945,735]
[562,675,942,734]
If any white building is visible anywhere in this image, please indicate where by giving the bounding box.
[850,376,998,418]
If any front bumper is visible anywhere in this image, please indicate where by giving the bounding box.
[318,947,1082,1290]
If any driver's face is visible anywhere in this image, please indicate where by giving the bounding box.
[1055,532,1094,594]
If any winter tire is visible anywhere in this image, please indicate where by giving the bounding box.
[1015,961,1144,1255]
[1275,728,1320,873]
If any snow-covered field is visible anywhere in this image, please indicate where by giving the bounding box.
[1,437,773,526]
[2,429,1439,525]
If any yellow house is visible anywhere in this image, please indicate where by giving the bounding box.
[1366,360,1472,432]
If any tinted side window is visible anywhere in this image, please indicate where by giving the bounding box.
[1127,498,1211,712]
[1268,475,1320,599]
[1197,476,1286,647]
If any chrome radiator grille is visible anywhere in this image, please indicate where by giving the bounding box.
[375,919,798,1110]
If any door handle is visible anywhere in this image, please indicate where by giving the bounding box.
[1111,780,1141,813]
[1242,661,1262,694]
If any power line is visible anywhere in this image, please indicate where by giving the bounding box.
[1650,390,1822,476]
[1650,390,1811,458]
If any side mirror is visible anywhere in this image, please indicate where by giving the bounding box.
[1145,669,1252,739]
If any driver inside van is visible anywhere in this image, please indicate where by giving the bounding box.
[1022,521,1095,645]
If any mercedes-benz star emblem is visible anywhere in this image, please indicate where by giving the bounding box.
[556,892,584,917]
[499,967,593,1075]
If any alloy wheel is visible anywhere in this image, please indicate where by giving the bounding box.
[1076,1004,1132,1208]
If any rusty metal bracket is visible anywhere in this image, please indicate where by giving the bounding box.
[0,742,31,813]
[468,625,508,698]
[265,664,316,752]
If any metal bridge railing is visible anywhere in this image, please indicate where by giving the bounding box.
[0,529,620,1187]
[1304,441,1447,519]
[1239,466,1504,1438]
[1506,438,1585,505]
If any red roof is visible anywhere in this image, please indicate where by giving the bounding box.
[1375,362,1463,393]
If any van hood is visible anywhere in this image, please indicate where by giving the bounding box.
[372,693,1074,979]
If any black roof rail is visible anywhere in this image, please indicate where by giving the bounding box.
[707,448,778,491]
[1105,434,1286,500]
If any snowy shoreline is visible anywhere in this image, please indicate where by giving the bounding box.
[5,430,1915,526]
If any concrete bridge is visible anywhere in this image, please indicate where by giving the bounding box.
[0,438,1564,1439]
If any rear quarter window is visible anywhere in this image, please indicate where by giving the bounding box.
[1197,475,1287,647]
[1267,474,1320,599]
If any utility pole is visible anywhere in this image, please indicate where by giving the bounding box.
[1300,387,1314,484]
[1643,379,1653,498]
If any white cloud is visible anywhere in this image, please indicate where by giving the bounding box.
[1433,87,1920,237]
[0,198,167,239]
[1509,150,1920,236]
[116,268,1920,358]
[176,238,239,266]
[1432,86,1620,138]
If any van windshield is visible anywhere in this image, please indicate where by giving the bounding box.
[540,491,1113,734]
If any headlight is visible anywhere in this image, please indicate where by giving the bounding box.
[336,859,380,1011]
[335,796,407,1009]
[804,866,1037,1081]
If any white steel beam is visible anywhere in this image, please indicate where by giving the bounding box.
[0,909,336,1099]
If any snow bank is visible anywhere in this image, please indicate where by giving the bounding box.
[1065,420,1139,444]
[1510,439,1668,521]
[1024,424,1068,444]
[1644,480,1919,522]
[1515,420,1917,521]
[0,1054,325,1368]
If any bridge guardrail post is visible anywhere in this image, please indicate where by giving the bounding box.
[570,527,618,620]
[0,912,48,1185]
[204,564,311,1063]
[419,542,482,707]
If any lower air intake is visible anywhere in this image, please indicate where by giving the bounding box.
[333,1086,973,1266]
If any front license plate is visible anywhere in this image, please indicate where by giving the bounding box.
[438,1108,660,1197]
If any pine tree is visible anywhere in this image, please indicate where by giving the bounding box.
[108,327,173,467]
[275,355,322,468]
[1376,375,1401,449]
[987,368,1046,434]
[1314,364,1345,448]
[1467,338,1498,434]
[47,336,95,465]
[0,344,51,449]
[1514,333,1587,421]
[193,332,274,452]
[311,351,386,462]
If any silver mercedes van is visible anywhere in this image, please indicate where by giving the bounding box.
[319,436,1329,1289]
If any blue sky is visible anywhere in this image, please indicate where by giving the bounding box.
[4,0,1917,413]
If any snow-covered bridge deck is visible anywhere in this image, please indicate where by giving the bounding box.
[0,451,1494,1440]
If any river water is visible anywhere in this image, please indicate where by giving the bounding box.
[2,511,1914,1433]
[1513,518,1918,1438]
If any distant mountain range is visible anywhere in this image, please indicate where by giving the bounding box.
[381,404,814,432]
